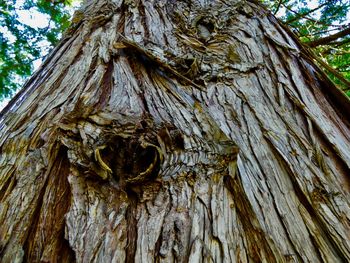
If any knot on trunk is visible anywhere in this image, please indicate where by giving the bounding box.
[58,113,187,189]
[94,135,162,185]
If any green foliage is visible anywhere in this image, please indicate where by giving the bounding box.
[262,0,350,94]
[0,0,75,97]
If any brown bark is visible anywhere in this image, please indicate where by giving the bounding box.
[1,0,350,262]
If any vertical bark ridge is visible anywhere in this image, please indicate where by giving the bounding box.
[24,146,74,262]
[0,139,70,262]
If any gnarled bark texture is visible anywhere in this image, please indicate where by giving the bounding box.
[1,0,350,262]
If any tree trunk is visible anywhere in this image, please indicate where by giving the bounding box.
[1,0,350,262]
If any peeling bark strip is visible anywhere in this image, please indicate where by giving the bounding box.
[1,0,350,262]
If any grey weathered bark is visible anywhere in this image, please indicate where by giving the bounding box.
[1,0,350,262]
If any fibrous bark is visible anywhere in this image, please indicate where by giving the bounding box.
[1,0,350,262]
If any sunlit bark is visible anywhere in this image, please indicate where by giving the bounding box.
[1,0,350,262]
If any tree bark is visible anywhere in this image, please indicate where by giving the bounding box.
[1,0,350,262]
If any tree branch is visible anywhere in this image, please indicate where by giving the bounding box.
[285,2,327,24]
[311,52,350,89]
[306,26,350,47]
[273,0,283,15]
[332,37,350,47]
[282,3,340,33]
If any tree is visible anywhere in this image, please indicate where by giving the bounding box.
[262,0,350,95]
[0,0,74,97]
[2,0,350,99]
[1,0,350,262]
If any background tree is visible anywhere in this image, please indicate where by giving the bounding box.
[0,0,75,97]
[0,0,350,262]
